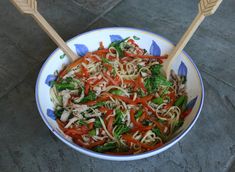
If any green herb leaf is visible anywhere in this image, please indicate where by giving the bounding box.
[137,64,143,70]
[114,109,123,125]
[135,110,143,119]
[133,35,140,40]
[142,119,151,126]
[150,75,172,91]
[181,76,187,84]
[114,45,123,57]
[137,89,145,97]
[77,119,86,126]
[94,142,117,153]
[108,37,129,58]
[150,64,162,76]
[101,57,110,64]
[110,89,124,96]
[60,54,66,59]
[114,125,130,138]
[160,87,169,97]
[109,37,129,48]
[152,128,161,136]
[152,128,167,142]
[94,118,102,128]
[181,96,188,112]
[55,83,75,91]
[173,120,184,133]
[94,102,106,108]
[65,77,73,83]
[89,129,96,136]
[174,96,187,107]
[144,78,152,93]
[175,120,184,128]
[152,97,163,105]
[50,80,56,87]
[158,118,165,123]
[54,108,64,118]
[145,65,172,94]
[80,91,96,103]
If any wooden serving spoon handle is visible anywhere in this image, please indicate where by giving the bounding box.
[165,0,223,79]
[10,0,77,61]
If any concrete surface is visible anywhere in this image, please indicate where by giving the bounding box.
[0,0,235,172]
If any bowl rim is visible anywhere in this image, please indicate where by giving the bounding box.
[35,27,204,161]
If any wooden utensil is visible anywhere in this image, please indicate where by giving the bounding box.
[164,0,223,79]
[10,0,77,61]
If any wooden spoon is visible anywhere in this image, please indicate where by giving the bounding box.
[164,0,223,79]
[10,0,77,61]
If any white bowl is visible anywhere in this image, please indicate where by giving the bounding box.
[35,27,204,161]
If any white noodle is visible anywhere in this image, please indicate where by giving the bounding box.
[98,116,115,140]
[65,117,79,128]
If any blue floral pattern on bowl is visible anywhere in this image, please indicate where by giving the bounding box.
[178,61,187,77]
[75,44,89,56]
[110,35,123,42]
[186,96,198,110]
[45,74,57,87]
[47,109,56,120]
[150,40,161,56]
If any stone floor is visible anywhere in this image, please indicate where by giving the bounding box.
[0,0,235,171]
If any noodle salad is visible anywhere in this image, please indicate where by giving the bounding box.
[50,37,189,155]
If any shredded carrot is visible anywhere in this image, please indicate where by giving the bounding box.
[93,49,109,56]
[58,53,91,78]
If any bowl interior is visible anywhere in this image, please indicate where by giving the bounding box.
[36,27,204,161]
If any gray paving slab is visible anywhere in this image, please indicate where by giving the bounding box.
[72,0,123,15]
[0,34,36,98]
[0,0,96,62]
[86,17,119,31]
[228,160,235,172]
[104,0,235,86]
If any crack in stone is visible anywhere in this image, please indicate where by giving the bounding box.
[229,145,235,156]
[0,33,40,63]
[224,96,235,111]
[178,142,183,154]
[201,68,235,90]
[79,0,123,32]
